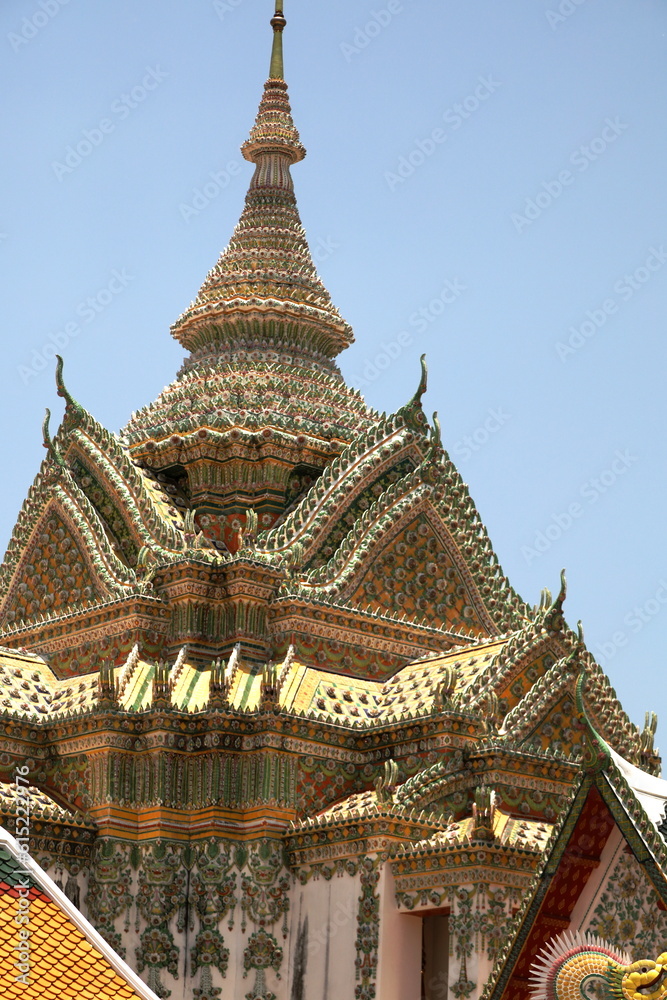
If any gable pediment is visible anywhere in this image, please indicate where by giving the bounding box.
[1,505,106,624]
[485,761,667,1000]
[346,509,490,633]
[296,485,498,639]
[0,468,140,631]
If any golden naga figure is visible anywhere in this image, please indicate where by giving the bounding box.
[530,931,667,1000]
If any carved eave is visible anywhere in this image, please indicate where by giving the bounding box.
[125,360,377,459]
[128,418,347,479]
[392,838,542,905]
[500,653,581,736]
[56,391,186,544]
[463,601,572,711]
[285,797,444,874]
[268,595,475,678]
[0,400,192,655]
[286,469,498,639]
[259,404,529,637]
[599,758,667,878]
[59,424,185,559]
[154,555,283,601]
[0,594,171,660]
[396,745,579,821]
[260,403,430,548]
[495,647,642,764]
[171,302,353,359]
[582,660,643,762]
[0,781,97,865]
[453,577,645,765]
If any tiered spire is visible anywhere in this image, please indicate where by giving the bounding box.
[171,2,353,366]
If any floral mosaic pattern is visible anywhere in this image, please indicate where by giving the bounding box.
[6,511,102,622]
[355,857,381,1000]
[350,513,484,632]
[86,839,134,958]
[587,849,667,955]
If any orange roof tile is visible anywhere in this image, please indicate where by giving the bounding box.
[0,829,158,1000]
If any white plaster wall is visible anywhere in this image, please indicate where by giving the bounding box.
[473,944,497,1000]
[285,870,361,1000]
[376,865,422,1000]
[39,859,89,915]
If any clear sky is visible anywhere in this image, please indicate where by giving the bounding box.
[2,0,667,738]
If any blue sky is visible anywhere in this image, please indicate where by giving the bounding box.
[2,0,667,736]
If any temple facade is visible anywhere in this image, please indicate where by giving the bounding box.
[1,7,667,1000]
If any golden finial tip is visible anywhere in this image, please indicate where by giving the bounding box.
[269,2,285,78]
[271,1,286,33]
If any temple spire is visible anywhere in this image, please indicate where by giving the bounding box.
[170,0,353,366]
[240,2,305,173]
[269,2,285,81]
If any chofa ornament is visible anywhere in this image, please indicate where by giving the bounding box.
[530,930,667,1000]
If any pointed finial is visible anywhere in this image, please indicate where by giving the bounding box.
[575,665,610,772]
[42,408,66,469]
[55,354,84,418]
[269,2,286,80]
[411,354,428,404]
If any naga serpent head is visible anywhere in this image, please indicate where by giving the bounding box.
[617,955,667,1000]
[530,932,667,1000]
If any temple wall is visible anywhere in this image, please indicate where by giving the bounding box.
[376,864,422,1000]
[35,835,374,1000]
[33,841,539,999]
[286,870,361,1000]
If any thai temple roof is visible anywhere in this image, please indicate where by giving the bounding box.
[606,742,667,831]
[0,6,662,1000]
[0,825,158,1000]
[124,2,368,474]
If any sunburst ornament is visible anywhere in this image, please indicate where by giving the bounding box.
[530,930,667,1000]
